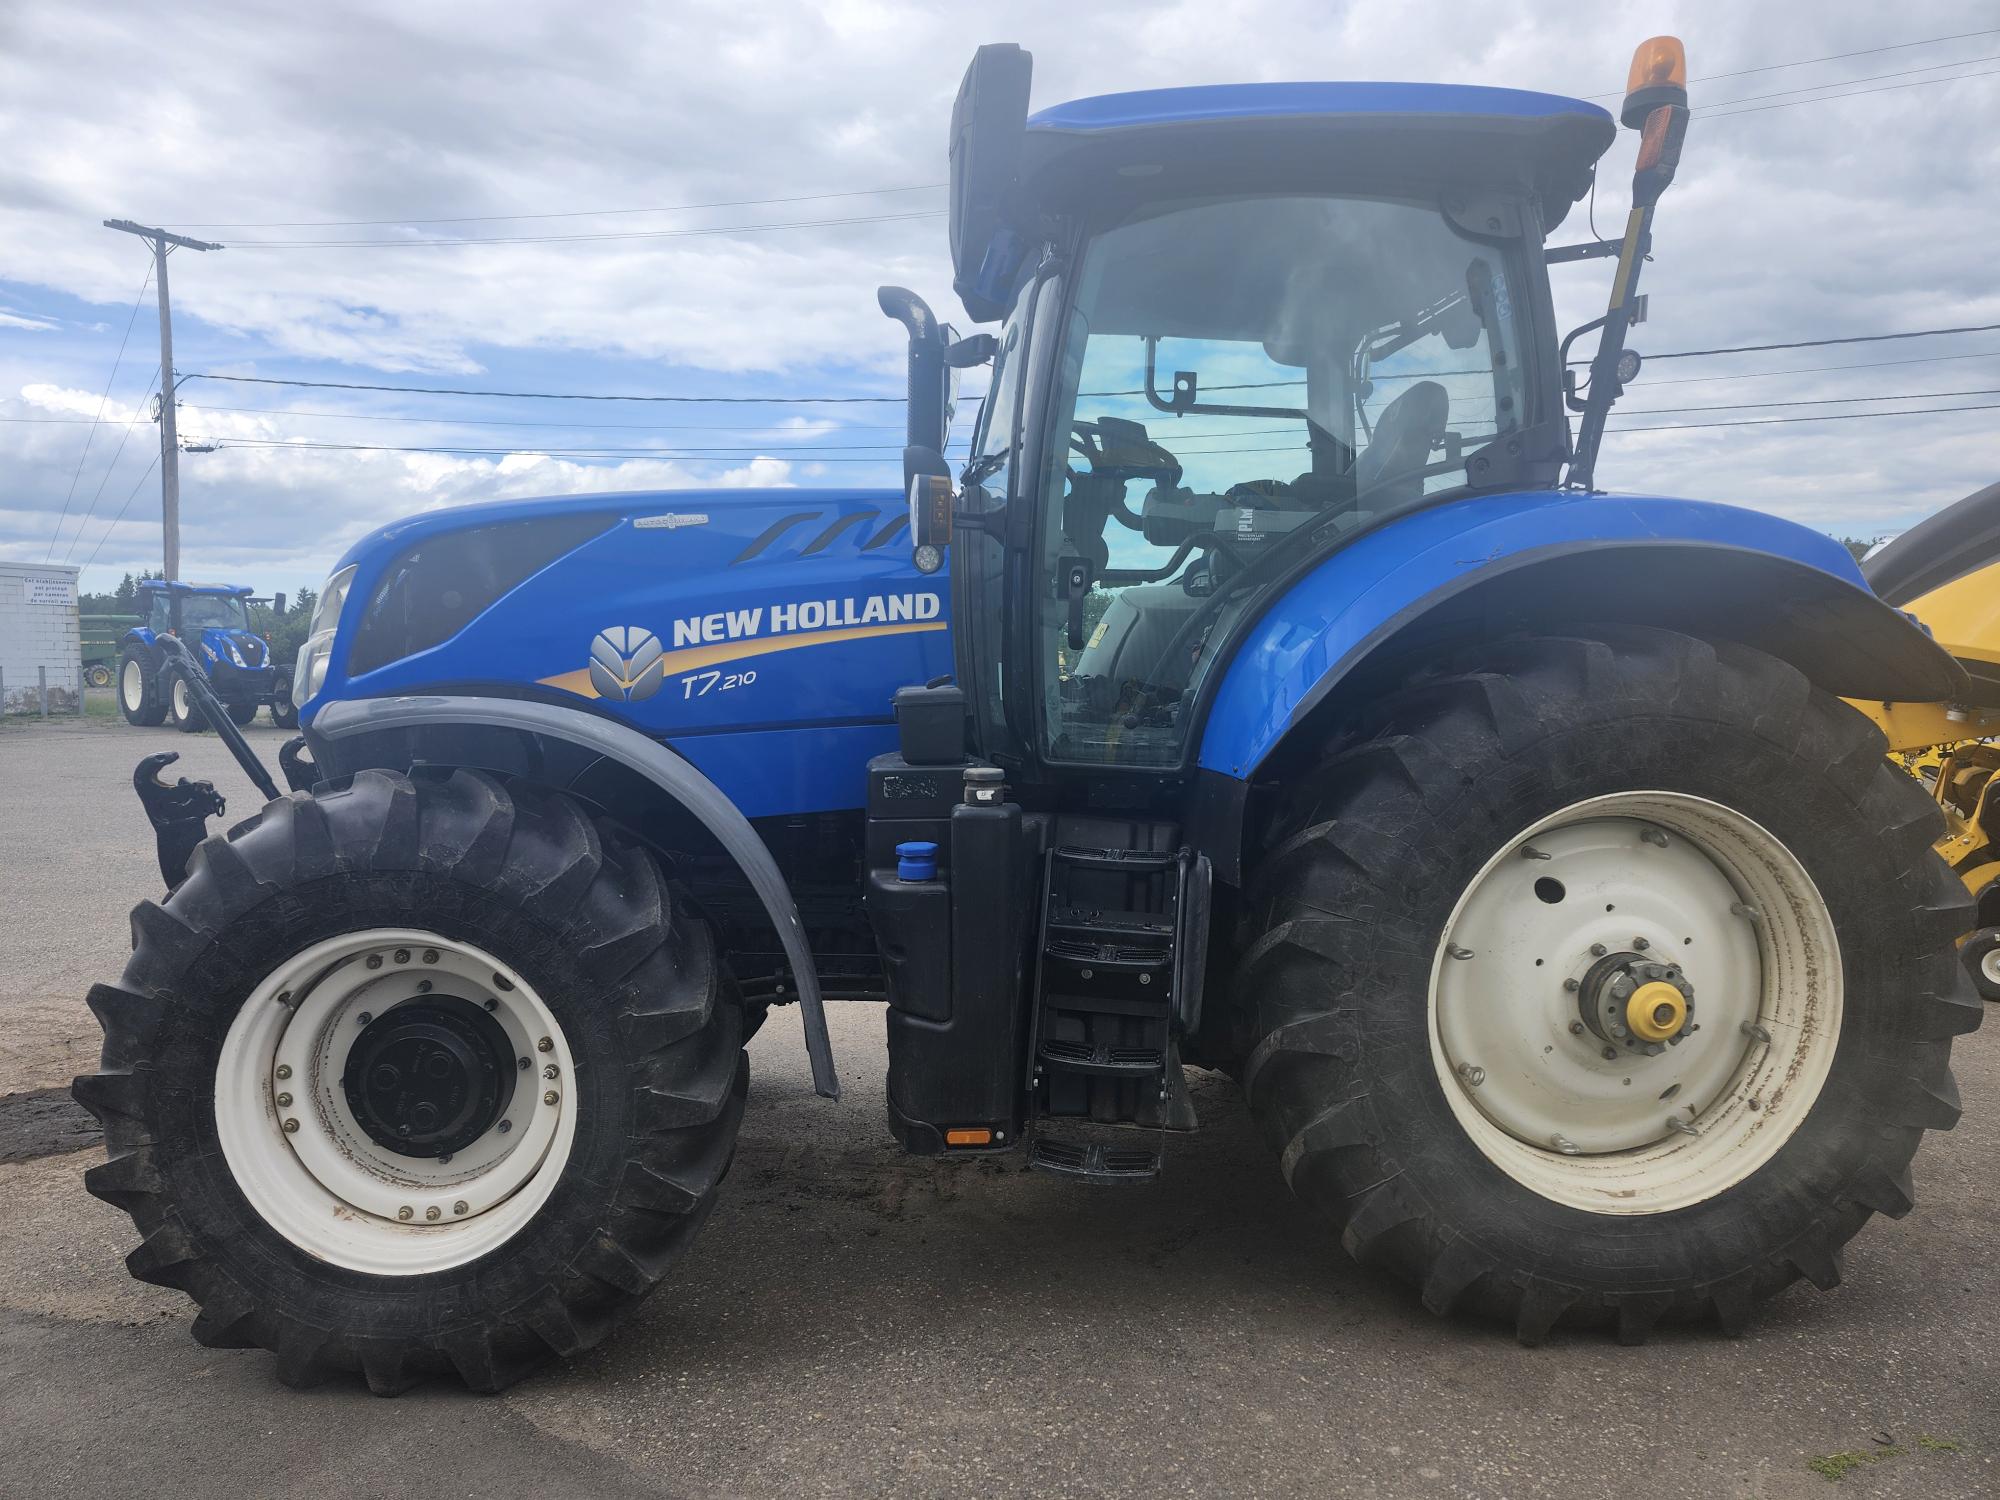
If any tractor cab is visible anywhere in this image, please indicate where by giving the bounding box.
[892,53,1634,783]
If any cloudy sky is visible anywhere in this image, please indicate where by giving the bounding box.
[2,0,1997,600]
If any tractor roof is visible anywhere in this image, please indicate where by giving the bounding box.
[137,579,253,596]
[1020,81,1616,230]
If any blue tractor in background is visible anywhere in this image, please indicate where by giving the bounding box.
[117,578,297,731]
[77,38,1979,1393]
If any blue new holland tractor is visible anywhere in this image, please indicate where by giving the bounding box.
[117,579,297,731]
[77,38,1979,1393]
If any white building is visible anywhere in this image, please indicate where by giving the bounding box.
[0,562,81,713]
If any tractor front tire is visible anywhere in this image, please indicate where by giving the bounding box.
[166,667,205,733]
[226,701,258,726]
[269,676,298,730]
[74,768,746,1393]
[118,646,165,726]
[1236,629,1979,1345]
[85,662,114,691]
[1960,926,2000,1001]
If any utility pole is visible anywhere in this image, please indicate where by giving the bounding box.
[103,220,221,581]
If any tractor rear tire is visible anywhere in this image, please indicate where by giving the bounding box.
[119,646,165,726]
[74,768,746,1393]
[1235,628,1979,1345]
[166,667,205,733]
[226,701,258,726]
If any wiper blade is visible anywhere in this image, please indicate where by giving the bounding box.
[961,448,1010,486]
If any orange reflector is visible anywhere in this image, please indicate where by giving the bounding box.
[944,1127,993,1147]
[1626,35,1687,96]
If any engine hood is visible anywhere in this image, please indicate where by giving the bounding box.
[313,488,951,812]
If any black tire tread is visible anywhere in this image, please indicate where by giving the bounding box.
[1237,627,1979,1344]
[74,766,743,1394]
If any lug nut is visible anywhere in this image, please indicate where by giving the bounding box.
[1567,1021,1585,1036]
[275,1064,292,1080]
[357,1011,372,1026]
[518,1056,531,1071]
[275,1092,292,1108]
[1590,943,1608,957]
[453,1201,468,1216]
[423,949,440,964]
[484,998,498,1012]
[417,980,433,993]
[543,1090,560,1106]
[393,948,410,965]
[1632,936,1649,950]
[1455,1063,1486,1087]
[424,1206,441,1221]
[1601,1046,1618,1061]
[397,1205,413,1221]
[543,1063,559,1080]
[1563,978,1581,992]
[282,1117,299,1133]
[366,955,383,970]
[537,1037,554,1053]
[1640,827,1670,848]
[498,1120,512,1134]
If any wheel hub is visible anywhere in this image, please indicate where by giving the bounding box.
[341,997,515,1158]
[1576,951,1696,1055]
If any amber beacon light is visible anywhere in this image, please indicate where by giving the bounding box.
[1622,35,1688,127]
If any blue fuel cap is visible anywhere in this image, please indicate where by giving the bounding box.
[895,841,939,882]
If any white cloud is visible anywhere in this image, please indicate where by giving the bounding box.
[1,0,1996,594]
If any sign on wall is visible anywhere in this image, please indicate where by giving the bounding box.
[26,577,74,607]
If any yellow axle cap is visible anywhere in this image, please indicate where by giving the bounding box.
[1626,981,1689,1043]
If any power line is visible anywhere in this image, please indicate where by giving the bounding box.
[1634,348,2000,386]
[63,364,162,564]
[76,451,161,574]
[1621,385,2000,417]
[226,208,944,250]
[181,434,912,462]
[165,181,947,231]
[182,371,910,404]
[1612,402,2000,433]
[1642,322,2000,361]
[1696,51,2000,111]
[180,402,972,433]
[1583,28,2000,98]
[1701,65,2000,120]
[44,262,152,560]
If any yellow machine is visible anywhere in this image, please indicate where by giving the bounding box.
[1850,480,2000,997]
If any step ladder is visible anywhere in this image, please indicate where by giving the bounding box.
[1025,845,1210,1183]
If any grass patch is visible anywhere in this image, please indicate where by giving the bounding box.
[1916,1435,1962,1453]
[1807,1446,1903,1481]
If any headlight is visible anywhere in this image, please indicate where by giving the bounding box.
[292,565,356,707]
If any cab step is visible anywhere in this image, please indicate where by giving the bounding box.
[1025,844,1209,1181]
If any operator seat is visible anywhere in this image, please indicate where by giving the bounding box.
[1352,380,1449,509]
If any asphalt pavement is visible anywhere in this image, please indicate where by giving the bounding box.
[1,708,1995,1499]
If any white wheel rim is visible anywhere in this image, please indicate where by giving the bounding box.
[171,676,190,720]
[1981,947,2000,986]
[122,659,144,711]
[1429,791,1841,1215]
[214,929,578,1274]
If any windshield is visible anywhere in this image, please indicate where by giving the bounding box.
[1036,192,1532,767]
[178,595,250,631]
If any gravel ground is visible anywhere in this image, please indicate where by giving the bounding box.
[1,710,1995,1499]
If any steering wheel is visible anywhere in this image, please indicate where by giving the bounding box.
[1069,418,1183,490]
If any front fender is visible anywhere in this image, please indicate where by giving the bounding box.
[307,693,839,1100]
[1197,489,1964,780]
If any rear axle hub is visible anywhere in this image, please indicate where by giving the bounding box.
[1577,951,1695,1056]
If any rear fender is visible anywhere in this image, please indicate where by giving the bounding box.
[1193,491,1965,880]
[306,694,839,1099]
